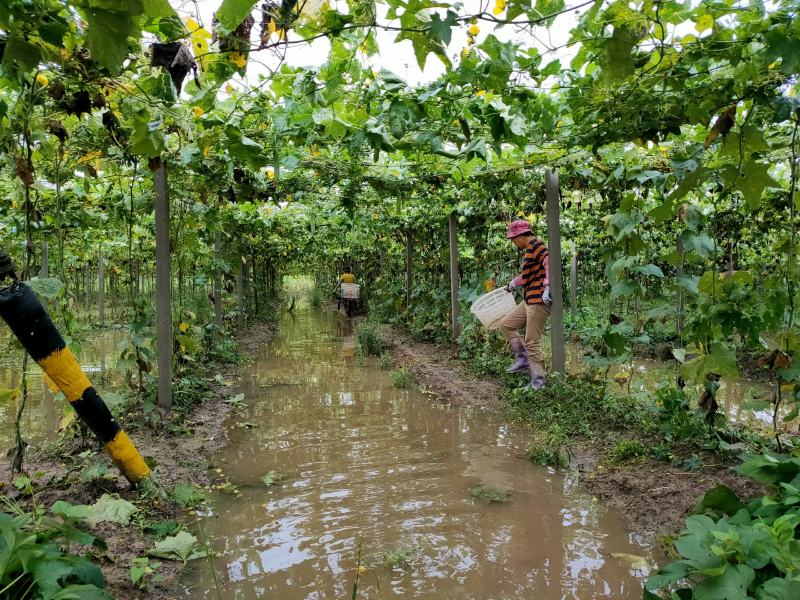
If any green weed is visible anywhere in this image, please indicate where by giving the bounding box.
[130,556,163,589]
[0,502,109,597]
[390,367,411,389]
[606,438,648,465]
[355,321,384,356]
[383,547,416,568]
[469,484,512,503]
[309,284,322,307]
[647,453,800,598]
[172,483,207,508]
[379,353,393,369]
[527,428,573,468]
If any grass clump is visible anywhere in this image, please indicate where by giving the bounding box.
[606,438,648,465]
[309,284,322,307]
[355,321,384,356]
[390,367,411,389]
[506,373,646,437]
[379,353,392,369]
[527,428,573,468]
[469,484,511,503]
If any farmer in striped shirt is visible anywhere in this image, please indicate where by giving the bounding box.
[499,220,551,390]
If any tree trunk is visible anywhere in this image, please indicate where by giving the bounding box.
[154,162,172,410]
[546,169,565,374]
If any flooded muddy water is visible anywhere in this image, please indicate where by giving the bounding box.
[182,308,650,599]
[0,329,126,450]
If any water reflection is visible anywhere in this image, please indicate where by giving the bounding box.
[182,309,650,599]
[561,342,777,430]
[0,329,127,451]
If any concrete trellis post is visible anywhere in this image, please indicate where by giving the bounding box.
[154,161,172,410]
[545,169,565,374]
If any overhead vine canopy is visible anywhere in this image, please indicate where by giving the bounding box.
[1,0,796,188]
[0,0,797,367]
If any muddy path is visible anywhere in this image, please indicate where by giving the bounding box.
[385,328,764,543]
[0,322,275,599]
[180,308,650,599]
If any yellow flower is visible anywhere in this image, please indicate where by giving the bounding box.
[35,73,49,87]
[178,322,190,332]
[192,106,204,117]
[468,23,480,36]
[358,44,368,55]
[493,0,506,15]
[229,52,247,68]
[461,47,471,58]
[203,145,210,157]
[475,90,487,97]
[225,83,236,94]
[467,35,475,46]
[268,18,277,36]
[311,144,320,157]
[266,167,275,179]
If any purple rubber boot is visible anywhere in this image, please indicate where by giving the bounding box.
[506,338,531,374]
[528,361,546,390]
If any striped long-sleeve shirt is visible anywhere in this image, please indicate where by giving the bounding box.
[511,238,549,305]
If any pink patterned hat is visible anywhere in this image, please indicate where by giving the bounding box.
[506,219,532,239]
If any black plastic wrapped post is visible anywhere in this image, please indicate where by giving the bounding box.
[0,282,150,483]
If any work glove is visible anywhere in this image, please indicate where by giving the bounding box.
[505,281,517,293]
[542,286,552,306]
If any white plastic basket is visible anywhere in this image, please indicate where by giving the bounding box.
[341,283,360,300]
[470,288,516,329]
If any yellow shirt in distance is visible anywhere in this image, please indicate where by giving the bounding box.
[340,273,356,284]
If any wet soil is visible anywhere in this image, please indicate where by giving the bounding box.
[0,322,274,599]
[387,327,504,412]
[573,453,765,543]
[385,328,765,544]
